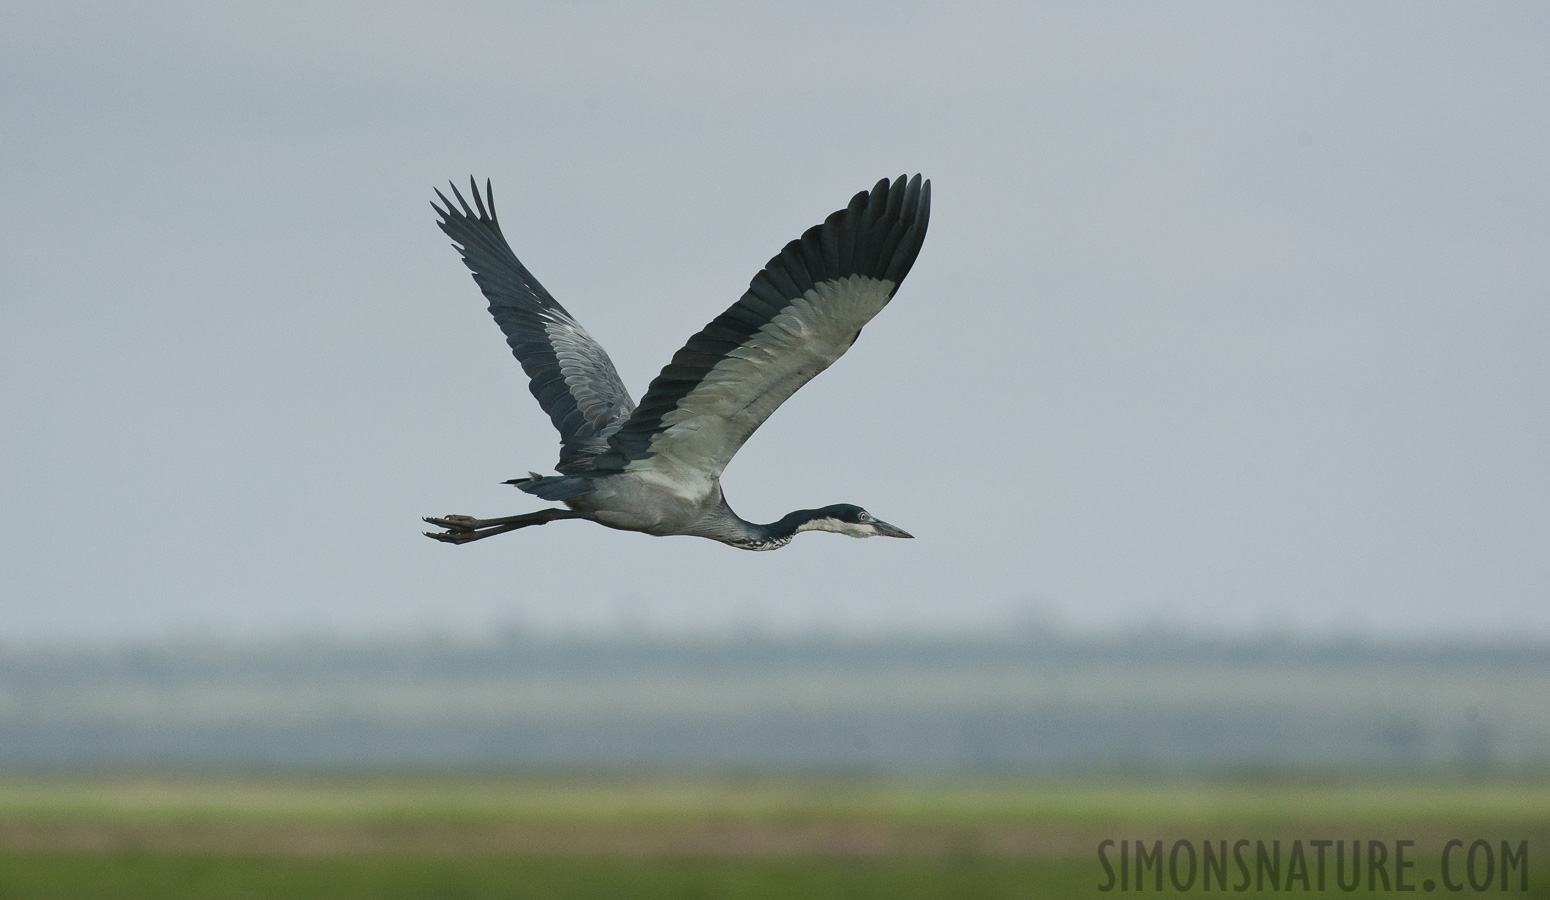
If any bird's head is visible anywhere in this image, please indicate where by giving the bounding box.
[795,504,914,539]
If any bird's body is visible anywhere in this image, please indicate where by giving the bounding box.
[424,175,930,550]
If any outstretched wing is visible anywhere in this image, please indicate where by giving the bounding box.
[434,179,635,474]
[590,174,929,482]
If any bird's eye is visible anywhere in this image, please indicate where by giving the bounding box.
[859,512,872,521]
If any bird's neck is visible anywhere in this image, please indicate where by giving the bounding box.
[714,506,837,551]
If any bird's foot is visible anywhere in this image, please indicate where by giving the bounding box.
[423,514,495,544]
[424,530,481,544]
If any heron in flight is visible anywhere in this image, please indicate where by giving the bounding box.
[424,175,930,551]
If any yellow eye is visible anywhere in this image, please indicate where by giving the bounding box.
[859,512,872,521]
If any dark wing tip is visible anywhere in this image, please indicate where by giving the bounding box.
[748,173,931,304]
[432,177,501,225]
[469,176,490,219]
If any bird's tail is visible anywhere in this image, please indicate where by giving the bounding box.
[504,472,594,501]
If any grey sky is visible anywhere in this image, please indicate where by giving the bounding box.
[3,2,1547,643]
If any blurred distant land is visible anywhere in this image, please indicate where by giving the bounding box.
[2,631,1542,775]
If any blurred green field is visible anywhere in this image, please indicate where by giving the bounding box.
[0,776,1545,898]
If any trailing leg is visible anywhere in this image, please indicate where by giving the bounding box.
[422,508,587,544]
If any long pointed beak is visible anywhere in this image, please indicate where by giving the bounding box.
[873,519,914,539]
